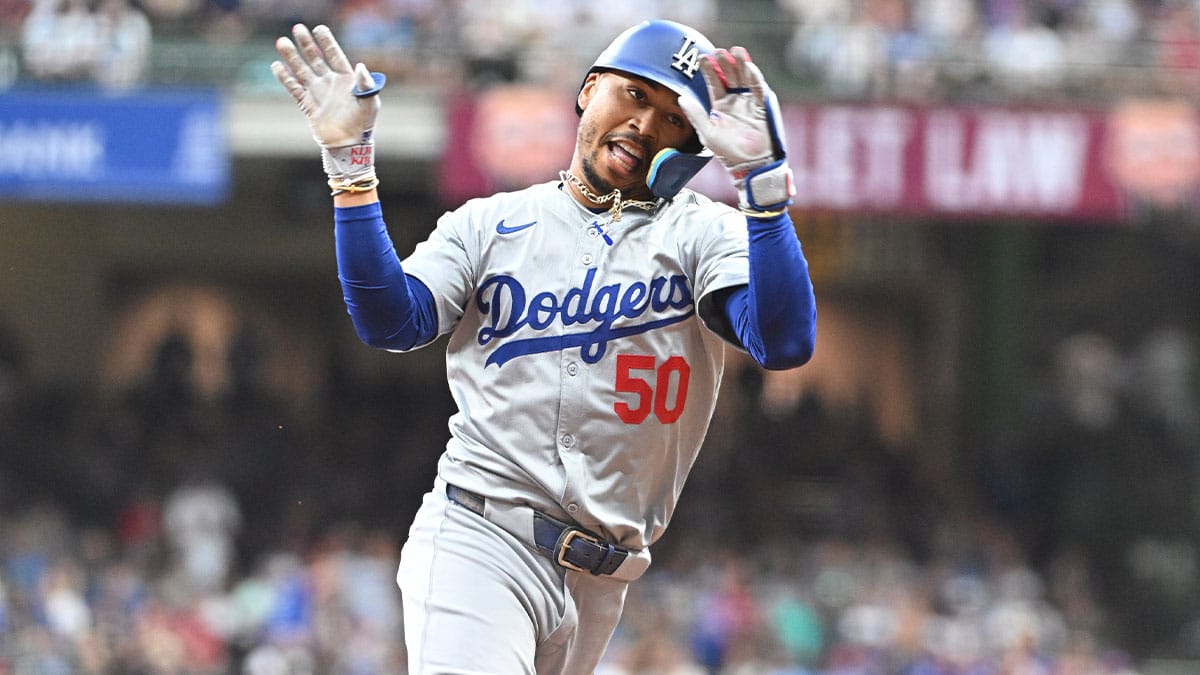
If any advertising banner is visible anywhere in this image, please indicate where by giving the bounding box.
[690,104,1123,220]
[0,88,229,205]
[441,90,1200,223]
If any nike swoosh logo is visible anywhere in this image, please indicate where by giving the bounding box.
[496,219,537,235]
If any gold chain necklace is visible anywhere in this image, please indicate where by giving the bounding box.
[559,170,657,222]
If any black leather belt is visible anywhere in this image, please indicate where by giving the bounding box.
[446,484,629,576]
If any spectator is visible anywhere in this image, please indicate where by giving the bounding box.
[93,0,151,89]
[21,0,101,82]
[41,559,92,641]
[453,0,531,85]
[1060,0,1141,82]
[1129,325,1200,450]
[335,0,440,80]
[781,0,863,94]
[983,0,1068,95]
[162,474,242,594]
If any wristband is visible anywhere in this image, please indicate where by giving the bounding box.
[740,206,787,218]
[329,175,380,196]
[321,135,375,182]
[740,159,795,212]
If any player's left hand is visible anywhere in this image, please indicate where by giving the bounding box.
[271,24,385,185]
[677,47,795,213]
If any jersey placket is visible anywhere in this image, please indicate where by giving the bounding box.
[553,213,615,525]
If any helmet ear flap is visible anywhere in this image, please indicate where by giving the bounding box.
[647,148,712,200]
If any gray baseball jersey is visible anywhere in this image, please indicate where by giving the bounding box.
[400,179,749,552]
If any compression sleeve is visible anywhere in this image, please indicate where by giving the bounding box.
[334,202,438,351]
[724,211,816,370]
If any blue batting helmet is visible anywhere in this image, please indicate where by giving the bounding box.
[577,20,715,116]
[576,20,717,199]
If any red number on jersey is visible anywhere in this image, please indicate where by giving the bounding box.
[614,354,692,424]
[614,354,656,423]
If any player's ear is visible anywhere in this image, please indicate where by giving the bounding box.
[578,72,602,111]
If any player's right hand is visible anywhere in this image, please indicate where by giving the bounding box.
[271,23,380,149]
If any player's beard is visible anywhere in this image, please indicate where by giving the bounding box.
[577,120,652,201]
[580,155,616,197]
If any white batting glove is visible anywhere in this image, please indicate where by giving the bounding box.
[271,24,386,190]
[678,47,795,214]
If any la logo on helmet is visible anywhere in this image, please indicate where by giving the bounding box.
[671,37,702,78]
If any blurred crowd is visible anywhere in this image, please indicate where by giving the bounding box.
[0,322,410,673]
[602,530,1135,674]
[0,495,1144,675]
[1,1,1200,672]
[0,498,406,674]
[0,302,1180,674]
[15,0,150,88]
[2,0,1200,101]
[776,0,1200,102]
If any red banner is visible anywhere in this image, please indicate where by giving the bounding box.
[440,91,1200,223]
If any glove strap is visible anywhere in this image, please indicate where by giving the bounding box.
[321,134,376,183]
[740,159,794,213]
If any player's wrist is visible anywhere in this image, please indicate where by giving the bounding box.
[333,187,380,206]
[328,173,379,197]
[736,159,794,213]
[324,135,379,196]
[320,136,376,183]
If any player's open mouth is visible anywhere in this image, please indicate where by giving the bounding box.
[607,140,644,175]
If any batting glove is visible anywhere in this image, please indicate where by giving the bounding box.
[271,24,386,192]
[678,47,795,214]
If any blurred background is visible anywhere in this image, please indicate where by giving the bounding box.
[1,0,1199,672]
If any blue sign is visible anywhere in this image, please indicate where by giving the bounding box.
[0,88,229,205]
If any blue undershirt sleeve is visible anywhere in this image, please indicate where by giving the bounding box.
[723,211,817,370]
[334,202,438,351]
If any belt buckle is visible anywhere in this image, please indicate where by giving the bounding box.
[556,529,599,573]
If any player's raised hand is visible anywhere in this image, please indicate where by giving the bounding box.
[677,47,795,213]
[271,24,385,188]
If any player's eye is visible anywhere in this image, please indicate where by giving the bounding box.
[668,114,685,128]
[627,87,646,102]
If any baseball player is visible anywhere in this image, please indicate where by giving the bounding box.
[272,18,816,674]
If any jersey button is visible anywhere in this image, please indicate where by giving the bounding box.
[560,434,575,448]
[567,503,579,514]
[566,363,579,376]
[581,253,594,265]
[587,228,598,237]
